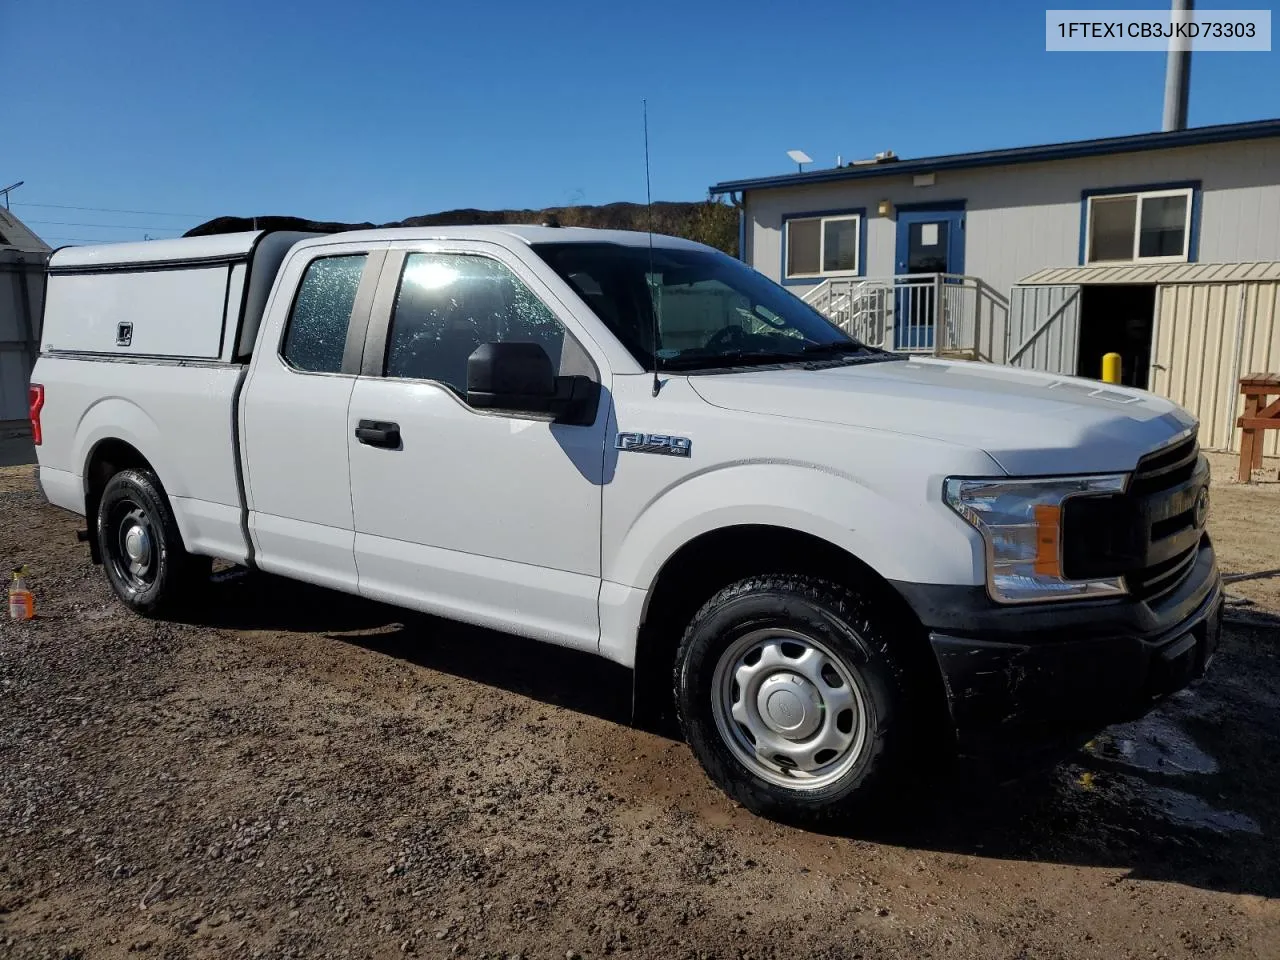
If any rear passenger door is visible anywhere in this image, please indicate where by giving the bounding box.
[240,244,386,591]
[346,242,609,651]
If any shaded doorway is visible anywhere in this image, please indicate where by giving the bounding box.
[1076,284,1156,389]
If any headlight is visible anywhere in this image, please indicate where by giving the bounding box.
[944,474,1128,604]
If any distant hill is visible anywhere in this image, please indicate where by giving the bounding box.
[184,200,739,256]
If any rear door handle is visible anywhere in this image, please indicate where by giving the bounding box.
[355,419,401,449]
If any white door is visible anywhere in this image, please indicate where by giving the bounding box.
[346,245,608,651]
[240,247,384,591]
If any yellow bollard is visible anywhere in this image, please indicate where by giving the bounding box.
[1101,352,1122,384]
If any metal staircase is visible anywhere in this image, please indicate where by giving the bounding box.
[803,274,1008,361]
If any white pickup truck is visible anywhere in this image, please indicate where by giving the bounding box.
[31,225,1222,822]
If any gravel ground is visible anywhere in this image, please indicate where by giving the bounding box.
[2,456,1279,960]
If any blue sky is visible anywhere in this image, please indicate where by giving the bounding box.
[5,0,1277,244]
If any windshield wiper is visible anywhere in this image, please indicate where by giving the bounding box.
[660,349,810,371]
[801,340,870,355]
[802,341,902,362]
[659,340,893,372]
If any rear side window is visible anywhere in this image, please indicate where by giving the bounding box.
[281,254,367,373]
[385,253,566,394]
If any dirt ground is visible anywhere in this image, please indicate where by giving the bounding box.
[2,455,1279,960]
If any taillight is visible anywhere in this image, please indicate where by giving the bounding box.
[28,384,44,446]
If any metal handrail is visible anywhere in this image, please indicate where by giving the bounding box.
[803,273,1006,359]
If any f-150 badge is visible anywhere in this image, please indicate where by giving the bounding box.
[615,433,692,457]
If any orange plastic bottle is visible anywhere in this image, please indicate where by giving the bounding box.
[8,566,34,621]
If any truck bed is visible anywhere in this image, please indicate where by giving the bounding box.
[36,355,251,564]
[35,230,317,565]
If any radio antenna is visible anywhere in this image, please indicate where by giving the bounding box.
[644,99,662,398]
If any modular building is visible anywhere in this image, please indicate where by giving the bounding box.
[710,119,1280,452]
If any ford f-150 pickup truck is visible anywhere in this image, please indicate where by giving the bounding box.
[31,225,1222,822]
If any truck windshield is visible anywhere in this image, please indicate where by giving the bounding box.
[532,242,886,372]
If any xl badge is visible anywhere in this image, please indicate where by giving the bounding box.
[616,433,692,458]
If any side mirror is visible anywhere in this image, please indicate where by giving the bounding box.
[467,342,556,413]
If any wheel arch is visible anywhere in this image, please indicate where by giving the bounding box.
[607,462,982,592]
[82,438,161,564]
[631,522,947,737]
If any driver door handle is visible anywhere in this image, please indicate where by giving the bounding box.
[355,419,401,449]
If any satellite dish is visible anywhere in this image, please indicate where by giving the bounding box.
[786,150,812,171]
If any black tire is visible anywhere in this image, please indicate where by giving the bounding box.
[96,468,210,616]
[674,574,927,824]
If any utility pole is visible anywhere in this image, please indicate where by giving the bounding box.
[1162,0,1193,131]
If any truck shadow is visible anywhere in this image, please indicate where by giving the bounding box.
[850,754,1279,900]
[183,571,1280,900]
[827,620,1280,900]
[189,568,636,727]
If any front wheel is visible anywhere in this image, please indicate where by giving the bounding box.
[97,468,209,616]
[674,574,925,823]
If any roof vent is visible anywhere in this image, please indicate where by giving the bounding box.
[848,150,899,167]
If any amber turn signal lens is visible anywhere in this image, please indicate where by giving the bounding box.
[1033,503,1061,577]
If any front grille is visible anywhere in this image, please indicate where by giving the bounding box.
[1063,431,1206,603]
[1128,542,1199,602]
[1125,432,1206,604]
[1151,505,1196,542]
[1129,434,1199,496]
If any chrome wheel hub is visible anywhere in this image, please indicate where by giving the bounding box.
[110,504,157,588]
[123,523,151,563]
[756,672,823,738]
[711,628,869,790]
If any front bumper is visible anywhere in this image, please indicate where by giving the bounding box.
[891,535,1223,758]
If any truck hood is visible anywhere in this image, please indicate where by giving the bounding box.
[687,357,1196,476]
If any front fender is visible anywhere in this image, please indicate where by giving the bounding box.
[607,461,985,594]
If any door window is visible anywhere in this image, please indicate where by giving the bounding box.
[281,254,367,373]
[906,221,949,273]
[385,253,567,395]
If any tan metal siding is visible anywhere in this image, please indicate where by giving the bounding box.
[1152,281,1280,455]
[1007,285,1081,373]
[1236,283,1280,457]
[1020,261,1280,286]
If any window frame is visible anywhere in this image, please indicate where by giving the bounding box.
[781,209,865,284]
[360,245,600,411]
[1081,183,1199,266]
[277,249,382,377]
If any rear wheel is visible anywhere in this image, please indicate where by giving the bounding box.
[674,574,925,823]
[97,468,209,616]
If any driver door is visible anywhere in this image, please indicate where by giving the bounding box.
[346,243,610,651]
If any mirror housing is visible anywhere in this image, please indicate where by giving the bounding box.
[467,342,599,424]
[467,342,556,413]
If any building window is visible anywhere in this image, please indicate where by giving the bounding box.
[785,213,861,279]
[1085,188,1194,264]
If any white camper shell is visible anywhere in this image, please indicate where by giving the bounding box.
[42,232,315,362]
